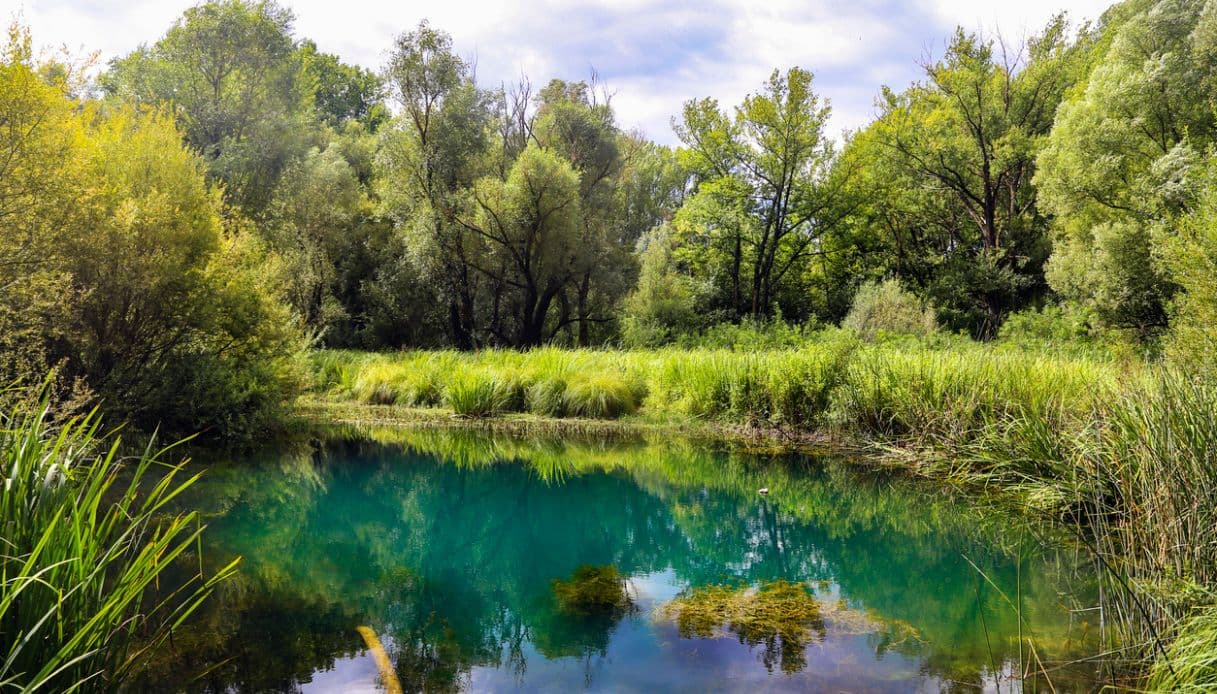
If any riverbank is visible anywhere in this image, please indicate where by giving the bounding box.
[305,343,1217,689]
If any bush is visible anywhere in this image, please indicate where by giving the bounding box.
[0,45,308,438]
[843,279,937,341]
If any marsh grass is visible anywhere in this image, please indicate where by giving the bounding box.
[0,394,236,692]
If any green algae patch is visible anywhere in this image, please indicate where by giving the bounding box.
[658,580,827,674]
[551,565,634,616]
[656,580,927,674]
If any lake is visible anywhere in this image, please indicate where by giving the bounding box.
[130,427,1104,692]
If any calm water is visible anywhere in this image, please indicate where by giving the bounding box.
[133,428,1103,692]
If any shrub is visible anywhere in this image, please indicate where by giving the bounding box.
[843,279,937,341]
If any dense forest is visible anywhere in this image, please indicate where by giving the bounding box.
[3,0,1214,436]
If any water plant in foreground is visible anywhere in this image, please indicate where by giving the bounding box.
[0,395,235,692]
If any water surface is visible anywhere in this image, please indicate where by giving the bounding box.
[134,428,1102,692]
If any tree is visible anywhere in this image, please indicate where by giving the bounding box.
[620,225,702,346]
[299,39,386,130]
[856,19,1086,337]
[1036,0,1217,337]
[1162,157,1217,370]
[673,68,847,322]
[532,79,628,345]
[103,0,311,213]
[378,21,493,348]
[266,145,366,333]
[61,107,306,434]
[2,27,305,435]
[458,145,584,347]
[0,25,81,389]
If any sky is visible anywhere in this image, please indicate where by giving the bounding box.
[9,0,1114,144]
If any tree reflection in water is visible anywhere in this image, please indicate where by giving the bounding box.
[127,427,1102,692]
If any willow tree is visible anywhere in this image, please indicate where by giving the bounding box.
[458,145,584,347]
[1036,0,1217,337]
[377,21,493,348]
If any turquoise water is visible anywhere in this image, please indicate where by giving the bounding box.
[133,429,1102,692]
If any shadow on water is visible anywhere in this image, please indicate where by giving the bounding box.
[127,425,1106,692]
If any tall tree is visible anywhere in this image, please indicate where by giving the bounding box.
[532,79,626,344]
[1036,0,1217,337]
[673,68,847,322]
[457,145,584,347]
[855,18,1087,337]
[102,0,311,213]
[378,21,492,348]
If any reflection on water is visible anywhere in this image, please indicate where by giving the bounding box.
[129,427,1104,692]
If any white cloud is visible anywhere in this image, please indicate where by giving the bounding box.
[7,0,1119,144]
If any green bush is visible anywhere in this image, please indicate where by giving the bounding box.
[843,279,937,341]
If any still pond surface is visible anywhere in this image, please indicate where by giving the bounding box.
[133,428,1102,692]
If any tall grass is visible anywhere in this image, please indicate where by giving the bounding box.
[0,395,235,692]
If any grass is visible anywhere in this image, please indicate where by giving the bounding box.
[0,392,236,692]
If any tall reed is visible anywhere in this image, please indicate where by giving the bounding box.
[0,396,235,692]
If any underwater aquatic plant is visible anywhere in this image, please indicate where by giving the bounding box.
[658,580,826,674]
[551,565,634,616]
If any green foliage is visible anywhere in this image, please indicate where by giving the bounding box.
[843,280,937,341]
[1036,0,1217,336]
[621,225,703,346]
[1,30,307,437]
[839,19,1087,337]
[0,394,236,691]
[465,145,585,346]
[298,39,386,129]
[672,68,848,323]
[102,0,313,213]
[0,25,79,392]
[675,317,824,350]
[1162,160,1217,371]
